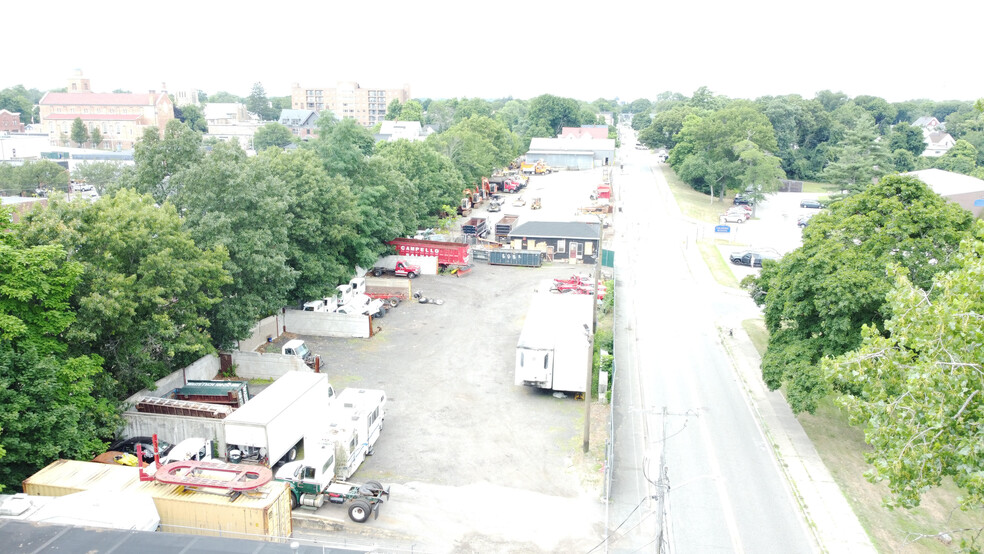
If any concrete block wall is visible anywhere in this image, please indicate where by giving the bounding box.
[230,351,311,380]
[238,314,282,353]
[284,309,370,338]
[122,412,227,455]
[125,354,220,405]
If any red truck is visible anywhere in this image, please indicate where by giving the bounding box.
[388,238,470,268]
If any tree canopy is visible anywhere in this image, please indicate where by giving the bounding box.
[746,175,975,413]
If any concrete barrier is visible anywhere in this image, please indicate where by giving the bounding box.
[230,351,311,380]
[122,411,227,454]
[124,354,220,405]
[237,314,282,352]
[284,309,370,338]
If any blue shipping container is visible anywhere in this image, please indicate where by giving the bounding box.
[489,249,543,267]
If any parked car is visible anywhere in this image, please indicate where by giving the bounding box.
[729,250,779,267]
[800,199,823,209]
[797,214,814,228]
[108,436,175,463]
[733,194,754,206]
[720,210,749,223]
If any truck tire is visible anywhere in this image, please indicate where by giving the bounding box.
[388,297,400,308]
[373,268,383,277]
[374,307,385,318]
[348,499,372,523]
[365,480,383,491]
[407,271,418,279]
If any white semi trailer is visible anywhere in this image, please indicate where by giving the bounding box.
[514,290,594,393]
[224,372,335,466]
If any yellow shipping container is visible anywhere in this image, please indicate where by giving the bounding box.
[22,460,292,541]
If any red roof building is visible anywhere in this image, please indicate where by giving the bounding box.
[38,71,174,150]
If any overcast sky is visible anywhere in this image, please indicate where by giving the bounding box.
[5,0,982,104]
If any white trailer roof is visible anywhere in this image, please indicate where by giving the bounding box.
[517,292,594,350]
[224,371,328,425]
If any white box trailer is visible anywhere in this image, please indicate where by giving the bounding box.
[224,372,335,466]
[515,291,594,393]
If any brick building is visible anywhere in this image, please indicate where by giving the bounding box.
[38,71,174,150]
[0,109,25,133]
[290,81,410,127]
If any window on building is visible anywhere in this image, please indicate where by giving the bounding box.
[557,239,566,253]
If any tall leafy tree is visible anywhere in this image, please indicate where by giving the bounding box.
[130,119,204,203]
[375,140,465,226]
[253,122,294,151]
[17,190,230,394]
[825,223,984,510]
[175,104,208,133]
[70,117,89,147]
[72,161,126,193]
[887,122,926,156]
[821,115,892,193]
[400,99,424,123]
[245,82,275,121]
[527,94,584,136]
[0,227,119,490]
[172,141,297,349]
[746,175,974,413]
[935,139,979,175]
[17,160,69,194]
[385,99,402,121]
[429,115,519,185]
[257,148,363,300]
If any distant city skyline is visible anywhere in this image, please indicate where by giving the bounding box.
[5,0,982,104]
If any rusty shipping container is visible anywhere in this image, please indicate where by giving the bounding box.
[22,459,292,540]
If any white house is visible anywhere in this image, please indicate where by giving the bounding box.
[911,116,956,157]
[203,103,263,150]
[374,120,430,142]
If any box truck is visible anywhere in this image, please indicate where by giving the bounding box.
[515,291,594,393]
[224,372,335,466]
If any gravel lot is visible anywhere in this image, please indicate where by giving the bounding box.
[290,167,614,551]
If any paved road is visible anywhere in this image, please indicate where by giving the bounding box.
[607,138,816,553]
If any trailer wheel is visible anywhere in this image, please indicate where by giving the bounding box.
[289,493,299,509]
[407,271,418,279]
[388,297,400,308]
[373,268,383,277]
[412,291,422,300]
[365,480,383,491]
[348,499,372,523]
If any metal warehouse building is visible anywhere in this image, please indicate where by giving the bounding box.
[526,137,616,170]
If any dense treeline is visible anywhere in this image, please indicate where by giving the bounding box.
[633,88,984,198]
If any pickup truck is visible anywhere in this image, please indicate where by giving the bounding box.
[372,256,421,278]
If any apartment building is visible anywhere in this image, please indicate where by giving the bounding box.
[38,71,174,150]
[290,81,410,127]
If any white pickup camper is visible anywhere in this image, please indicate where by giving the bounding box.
[515,291,594,393]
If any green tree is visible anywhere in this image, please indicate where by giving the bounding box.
[208,91,243,103]
[0,237,120,491]
[172,141,297,350]
[638,105,703,149]
[891,148,916,172]
[0,86,38,124]
[826,222,984,509]
[257,149,363,301]
[815,90,848,112]
[527,94,584,136]
[70,117,89,147]
[90,127,103,149]
[400,99,424,123]
[18,160,69,194]
[851,95,896,132]
[495,99,530,137]
[175,104,208,133]
[253,122,294,151]
[376,140,466,227]
[626,98,652,113]
[935,139,979,175]
[429,116,519,185]
[130,119,204,203]
[733,140,786,205]
[888,122,926,156]
[386,99,402,121]
[668,102,779,199]
[630,111,651,131]
[424,99,456,132]
[245,82,275,121]
[821,115,892,193]
[746,175,974,413]
[17,190,230,394]
[72,162,125,193]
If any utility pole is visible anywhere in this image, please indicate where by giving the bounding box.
[582,214,604,453]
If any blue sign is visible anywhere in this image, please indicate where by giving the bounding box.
[715,225,731,233]
[974,199,984,207]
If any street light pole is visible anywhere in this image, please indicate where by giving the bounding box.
[583,214,604,453]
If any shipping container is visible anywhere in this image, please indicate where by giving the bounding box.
[495,214,520,238]
[22,459,292,540]
[489,249,543,268]
[174,380,250,408]
[388,237,470,266]
[460,217,488,237]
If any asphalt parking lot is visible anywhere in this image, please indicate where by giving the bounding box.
[292,167,614,551]
[715,191,823,280]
